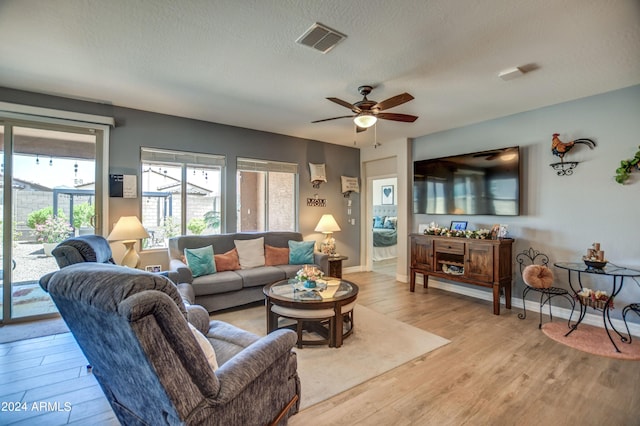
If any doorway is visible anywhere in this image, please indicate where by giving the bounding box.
[1,121,104,323]
[371,176,398,277]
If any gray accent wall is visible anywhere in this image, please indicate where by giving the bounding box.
[0,87,361,268]
[411,84,640,320]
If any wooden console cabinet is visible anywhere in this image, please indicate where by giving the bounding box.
[410,234,513,315]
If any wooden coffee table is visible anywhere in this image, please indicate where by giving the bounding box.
[264,278,359,348]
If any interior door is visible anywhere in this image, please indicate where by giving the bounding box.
[1,122,102,322]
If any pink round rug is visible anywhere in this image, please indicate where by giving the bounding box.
[542,322,640,360]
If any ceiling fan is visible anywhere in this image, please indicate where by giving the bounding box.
[312,85,418,132]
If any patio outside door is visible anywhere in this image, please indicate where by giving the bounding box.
[1,122,102,323]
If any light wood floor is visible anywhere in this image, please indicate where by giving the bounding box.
[1,270,639,425]
[291,270,640,426]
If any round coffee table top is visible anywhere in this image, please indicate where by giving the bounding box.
[264,277,358,307]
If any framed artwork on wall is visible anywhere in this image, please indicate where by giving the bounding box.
[381,185,394,205]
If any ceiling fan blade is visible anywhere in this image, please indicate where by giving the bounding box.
[376,112,418,122]
[311,115,355,123]
[373,93,414,111]
[327,97,361,113]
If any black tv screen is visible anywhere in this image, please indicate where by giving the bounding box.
[413,146,520,216]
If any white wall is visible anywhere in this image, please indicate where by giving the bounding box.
[411,85,640,322]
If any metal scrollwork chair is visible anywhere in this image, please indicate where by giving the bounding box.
[622,303,640,343]
[516,248,575,329]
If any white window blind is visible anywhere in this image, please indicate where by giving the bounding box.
[237,157,298,173]
[141,147,225,167]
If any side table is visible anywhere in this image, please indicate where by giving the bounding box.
[554,262,640,353]
[328,255,348,279]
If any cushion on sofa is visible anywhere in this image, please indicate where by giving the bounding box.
[192,271,243,295]
[184,246,216,277]
[188,322,218,371]
[265,245,290,266]
[235,266,286,288]
[288,240,315,264]
[234,237,265,269]
[215,248,241,272]
[276,264,308,279]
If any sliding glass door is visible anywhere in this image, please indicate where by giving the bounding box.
[1,120,105,323]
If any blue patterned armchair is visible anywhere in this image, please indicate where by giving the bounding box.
[40,263,300,425]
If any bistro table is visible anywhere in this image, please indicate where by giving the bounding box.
[554,262,640,353]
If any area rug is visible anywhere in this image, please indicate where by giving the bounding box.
[0,281,58,320]
[214,304,450,408]
[542,322,640,360]
[0,317,69,343]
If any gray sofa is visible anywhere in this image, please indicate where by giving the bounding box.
[168,232,329,312]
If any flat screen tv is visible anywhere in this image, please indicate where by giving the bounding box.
[413,146,520,216]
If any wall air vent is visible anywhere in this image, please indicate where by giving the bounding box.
[296,23,346,54]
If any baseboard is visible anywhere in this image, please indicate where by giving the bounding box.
[343,266,362,275]
[419,276,640,338]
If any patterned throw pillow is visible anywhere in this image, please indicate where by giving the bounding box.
[288,240,315,265]
[383,216,397,229]
[265,245,290,266]
[184,245,216,278]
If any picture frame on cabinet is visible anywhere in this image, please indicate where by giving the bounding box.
[450,221,468,231]
[490,224,500,240]
[145,265,162,273]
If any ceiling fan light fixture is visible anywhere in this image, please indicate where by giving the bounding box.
[353,114,377,128]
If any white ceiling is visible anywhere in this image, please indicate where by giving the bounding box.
[1,0,639,147]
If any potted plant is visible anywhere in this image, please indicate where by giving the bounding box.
[73,202,95,235]
[615,145,640,184]
[33,216,74,256]
[203,210,221,232]
[187,218,207,235]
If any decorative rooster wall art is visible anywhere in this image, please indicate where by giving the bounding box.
[549,133,597,176]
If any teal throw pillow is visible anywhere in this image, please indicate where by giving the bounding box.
[288,240,315,265]
[184,245,216,278]
[373,216,385,228]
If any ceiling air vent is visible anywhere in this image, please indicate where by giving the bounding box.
[296,23,346,54]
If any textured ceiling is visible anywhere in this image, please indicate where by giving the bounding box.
[1,0,639,147]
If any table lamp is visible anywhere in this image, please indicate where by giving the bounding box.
[107,216,150,268]
[315,214,341,256]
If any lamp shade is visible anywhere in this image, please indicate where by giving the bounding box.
[353,114,377,128]
[315,214,341,233]
[107,216,150,242]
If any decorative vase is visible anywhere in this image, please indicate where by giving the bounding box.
[43,242,57,257]
[304,280,316,289]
